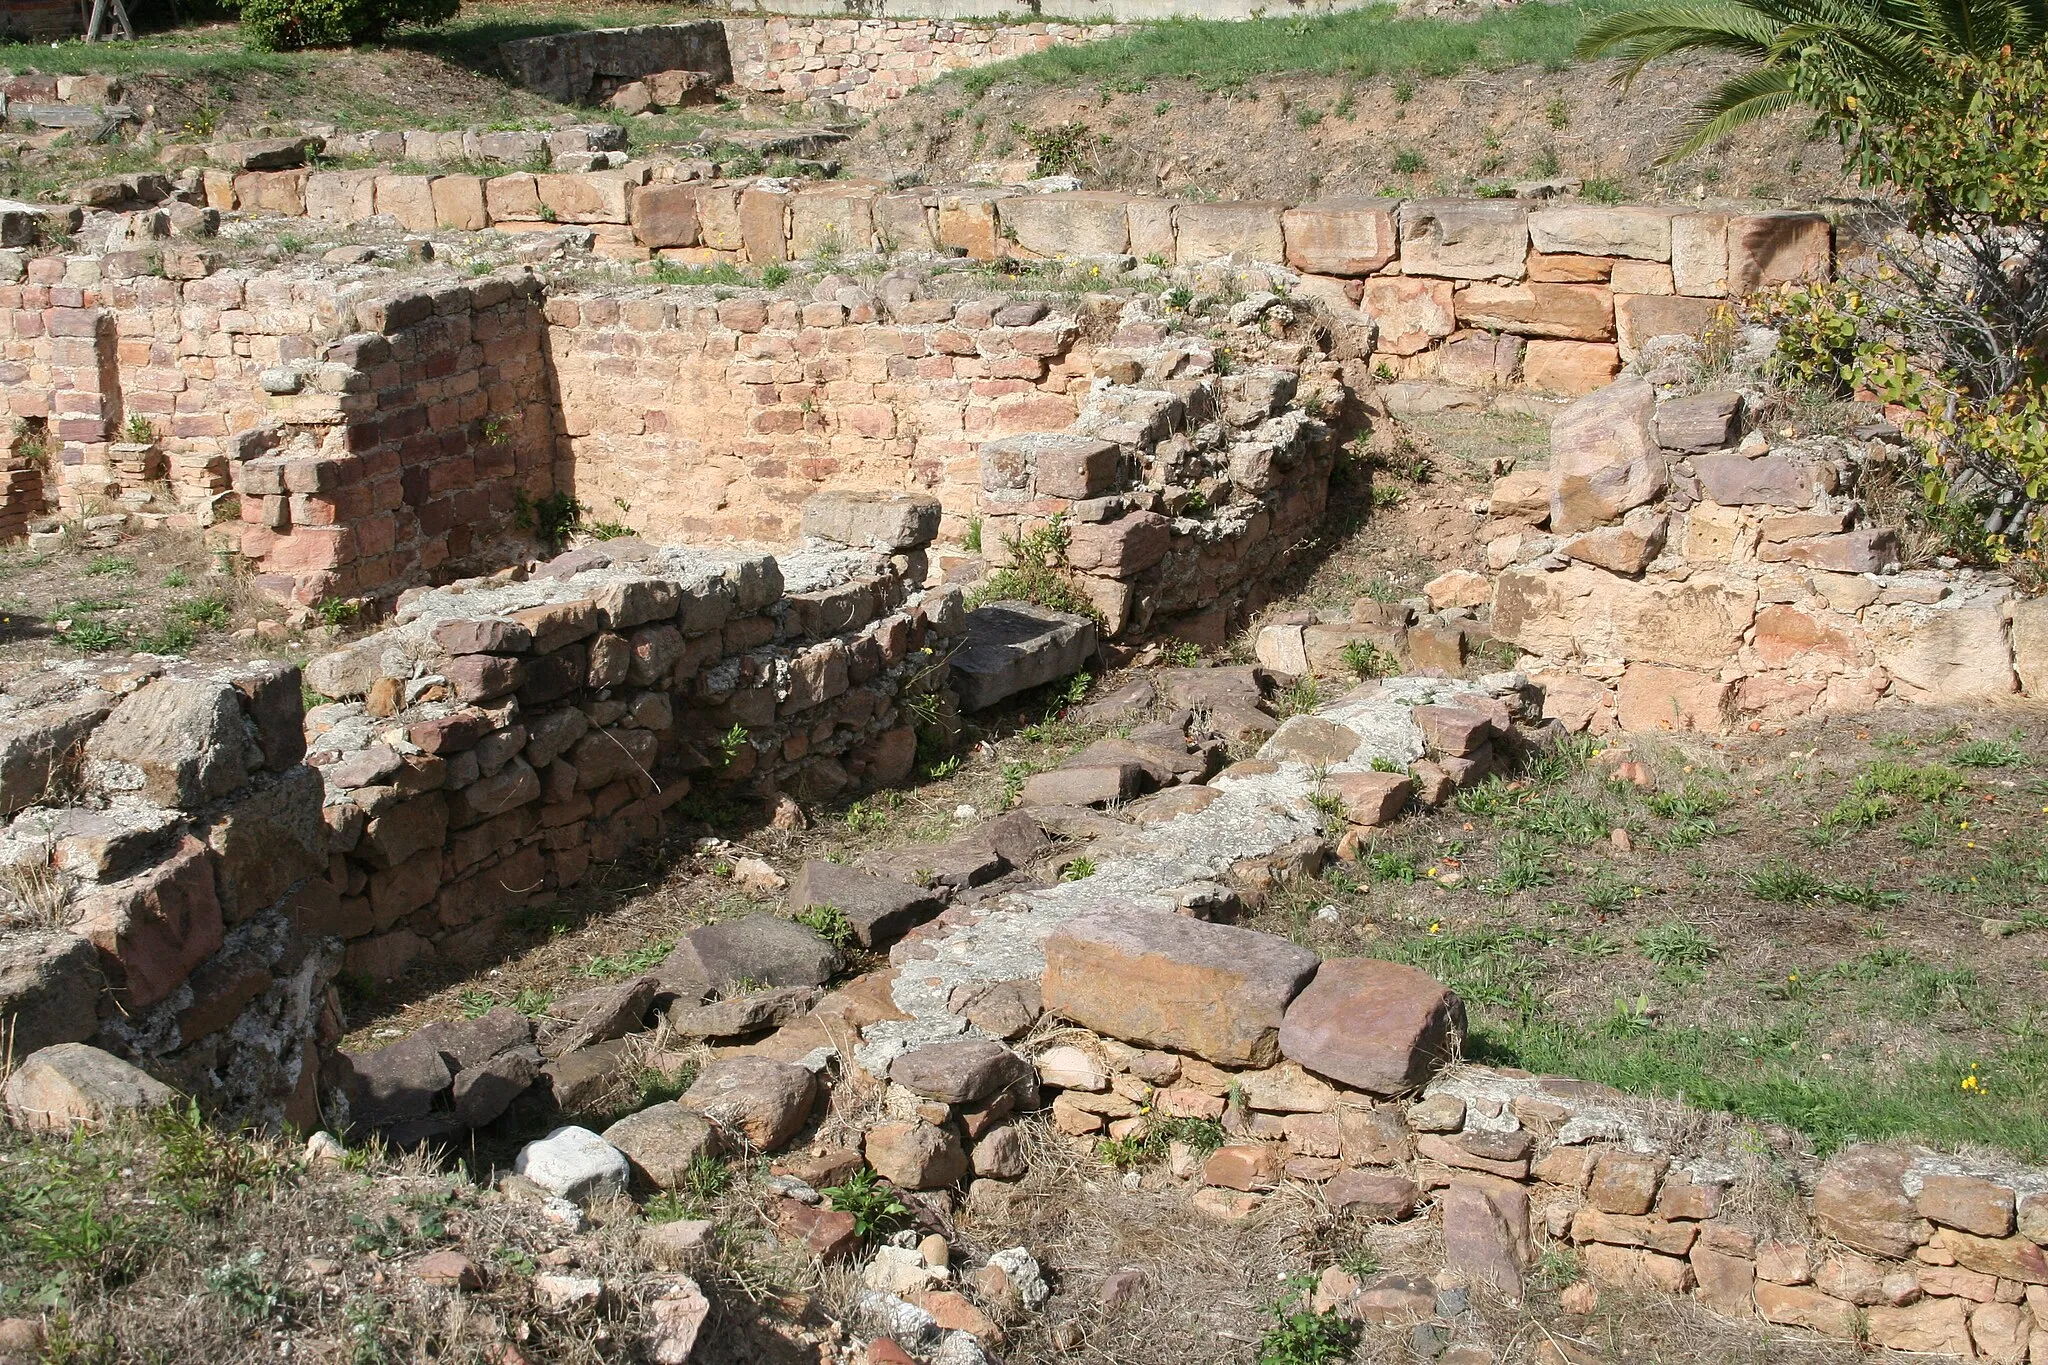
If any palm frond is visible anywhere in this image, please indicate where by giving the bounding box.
[1659,64,1810,160]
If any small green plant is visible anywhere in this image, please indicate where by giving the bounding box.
[1016,119,1091,175]
[1954,738,2025,768]
[204,1250,288,1323]
[963,516,984,553]
[152,1101,277,1218]
[85,555,134,576]
[1545,95,1571,128]
[1582,177,1627,204]
[512,490,583,552]
[1159,637,1202,666]
[121,415,156,445]
[970,516,1099,621]
[1061,856,1098,881]
[1275,675,1322,718]
[794,902,857,949]
[1392,149,1428,174]
[760,263,793,288]
[642,1154,728,1221]
[1258,1276,1357,1365]
[315,597,360,628]
[479,415,513,446]
[1635,919,1719,970]
[822,1167,911,1241]
[1530,144,1562,178]
[1747,859,1827,902]
[1339,639,1396,679]
[719,723,749,768]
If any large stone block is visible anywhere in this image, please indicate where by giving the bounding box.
[1173,202,1285,263]
[786,860,943,949]
[71,835,222,1010]
[1874,599,2019,703]
[1728,212,1831,293]
[1453,282,1613,340]
[1041,910,1319,1066]
[1548,375,1665,533]
[537,171,634,224]
[198,765,328,923]
[86,676,258,810]
[305,170,377,224]
[430,174,487,231]
[372,175,437,233]
[0,691,114,818]
[1614,293,1725,361]
[980,431,1119,499]
[657,914,843,1002]
[2015,594,2048,697]
[1398,200,1528,281]
[1358,277,1455,356]
[800,489,940,552]
[1281,199,1398,277]
[1491,563,1758,670]
[1527,206,1672,261]
[789,183,875,258]
[1671,212,1731,296]
[631,184,701,249]
[1442,1174,1531,1299]
[1522,340,1620,396]
[0,932,103,1061]
[950,602,1097,712]
[4,1042,175,1132]
[999,191,1131,258]
[1279,958,1463,1095]
[1616,663,1735,734]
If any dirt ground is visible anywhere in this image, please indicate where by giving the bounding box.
[844,55,1863,209]
[0,522,333,670]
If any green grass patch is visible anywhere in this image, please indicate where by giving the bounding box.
[953,0,1616,96]
[1475,1015,2048,1161]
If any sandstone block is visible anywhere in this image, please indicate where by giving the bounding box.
[1528,206,1672,261]
[1614,293,1724,361]
[1671,212,1730,295]
[3,1042,175,1132]
[602,1103,720,1191]
[1326,771,1413,827]
[631,184,701,249]
[1174,202,1285,262]
[999,191,1131,258]
[1453,282,1613,340]
[71,836,222,1010]
[1521,340,1619,396]
[800,489,941,552]
[1399,200,1528,280]
[1358,277,1455,355]
[1549,376,1665,533]
[657,914,842,1002]
[1755,1281,1858,1338]
[514,1125,630,1205]
[1617,663,1735,735]
[87,677,257,810]
[0,932,103,1060]
[1866,1297,1973,1355]
[787,860,942,949]
[1443,1174,1531,1298]
[864,1121,968,1189]
[1041,909,1319,1066]
[1728,213,1831,293]
[1282,199,1399,276]
[1812,1145,1916,1259]
[680,1056,816,1151]
[889,1038,1033,1107]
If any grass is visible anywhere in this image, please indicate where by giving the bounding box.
[953,0,1617,96]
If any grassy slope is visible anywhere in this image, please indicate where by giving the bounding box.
[955,0,1622,94]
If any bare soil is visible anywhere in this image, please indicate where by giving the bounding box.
[845,56,1864,209]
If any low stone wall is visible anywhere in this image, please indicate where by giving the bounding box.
[497,21,734,105]
[1471,376,2045,721]
[0,657,336,1129]
[297,534,962,986]
[176,169,1834,397]
[722,17,1125,113]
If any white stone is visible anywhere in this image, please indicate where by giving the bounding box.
[1033,1044,1108,1092]
[988,1247,1051,1310]
[857,1289,941,1345]
[534,1274,604,1311]
[513,1126,630,1206]
[863,1244,944,1296]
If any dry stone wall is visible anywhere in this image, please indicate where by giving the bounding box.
[1470,372,2046,723]
[721,17,1125,113]
[0,657,337,1129]
[297,535,961,987]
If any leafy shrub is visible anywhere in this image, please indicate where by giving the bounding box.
[242,0,455,50]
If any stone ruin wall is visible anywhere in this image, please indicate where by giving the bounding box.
[0,535,967,1127]
[720,17,1127,113]
[6,180,1841,608]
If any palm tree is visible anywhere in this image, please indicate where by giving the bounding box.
[1576,0,2048,160]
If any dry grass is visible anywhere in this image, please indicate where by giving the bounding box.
[0,859,75,930]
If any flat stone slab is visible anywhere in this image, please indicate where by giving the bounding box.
[1041,910,1320,1066]
[657,913,843,1002]
[787,860,944,949]
[514,1125,630,1205]
[950,602,1097,711]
